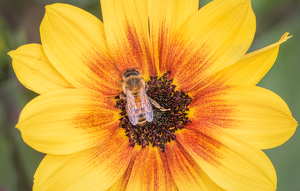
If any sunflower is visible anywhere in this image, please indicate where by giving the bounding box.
[8,0,297,190]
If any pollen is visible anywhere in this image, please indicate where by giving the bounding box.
[115,72,192,151]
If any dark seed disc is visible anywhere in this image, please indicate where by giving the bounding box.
[115,72,192,151]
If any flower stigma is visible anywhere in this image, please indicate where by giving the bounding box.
[115,72,192,151]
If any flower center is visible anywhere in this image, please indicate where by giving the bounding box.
[115,72,192,151]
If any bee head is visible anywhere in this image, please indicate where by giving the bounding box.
[122,68,140,80]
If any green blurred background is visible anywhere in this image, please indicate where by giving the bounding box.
[0,0,299,190]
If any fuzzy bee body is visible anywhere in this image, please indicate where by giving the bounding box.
[121,68,153,126]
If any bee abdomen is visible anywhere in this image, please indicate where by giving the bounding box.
[137,116,147,126]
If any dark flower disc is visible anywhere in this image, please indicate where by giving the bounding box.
[115,72,192,151]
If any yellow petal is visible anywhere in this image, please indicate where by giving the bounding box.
[148,0,198,75]
[33,129,135,191]
[165,141,225,191]
[171,0,199,36]
[106,152,137,191]
[126,147,177,191]
[17,89,120,155]
[40,3,121,96]
[177,128,277,191]
[189,33,292,96]
[101,0,154,79]
[167,0,256,93]
[148,0,173,75]
[189,86,297,149]
[8,44,73,94]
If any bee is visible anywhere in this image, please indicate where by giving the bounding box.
[121,68,153,126]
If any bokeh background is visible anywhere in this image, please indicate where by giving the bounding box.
[0,0,299,190]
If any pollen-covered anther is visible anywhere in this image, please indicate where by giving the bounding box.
[115,72,192,151]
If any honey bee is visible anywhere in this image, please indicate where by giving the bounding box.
[121,68,153,126]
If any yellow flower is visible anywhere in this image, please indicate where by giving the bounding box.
[8,0,297,190]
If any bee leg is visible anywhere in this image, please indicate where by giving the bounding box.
[120,93,127,101]
[145,83,149,92]
[149,98,171,111]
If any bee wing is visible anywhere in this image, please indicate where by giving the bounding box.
[125,88,139,125]
[140,86,153,122]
